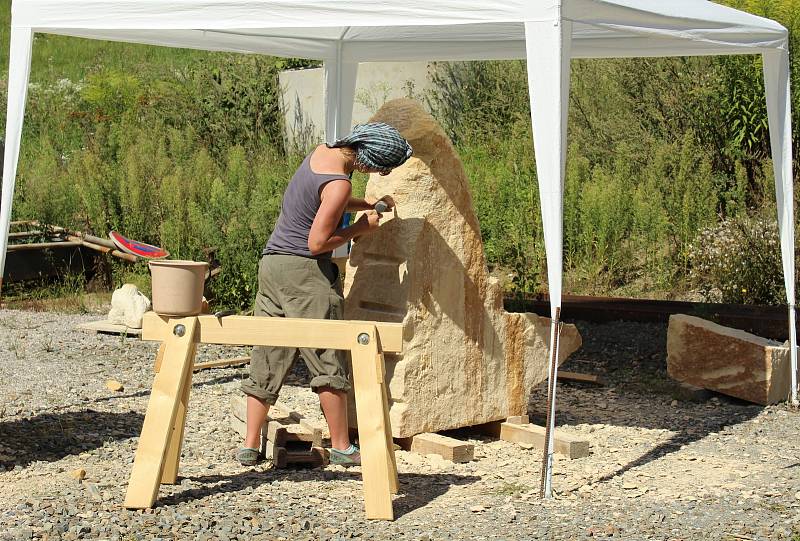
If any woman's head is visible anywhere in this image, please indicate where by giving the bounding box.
[328,122,413,175]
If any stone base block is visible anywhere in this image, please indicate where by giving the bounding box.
[667,314,791,405]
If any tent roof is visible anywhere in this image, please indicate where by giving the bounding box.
[12,0,788,61]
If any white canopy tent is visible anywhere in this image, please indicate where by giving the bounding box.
[1,0,795,496]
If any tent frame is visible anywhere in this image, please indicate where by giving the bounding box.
[1,1,796,500]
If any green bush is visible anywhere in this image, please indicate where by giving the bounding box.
[688,213,792,305]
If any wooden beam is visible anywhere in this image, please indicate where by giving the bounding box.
[141,312,403,353]
[397,433,474,463]
[125,317,198,508]
[193,356,249,372]
[499,422,589,459]
[161,343,196,484]
[350,325,395,520]
[557,371,605,385]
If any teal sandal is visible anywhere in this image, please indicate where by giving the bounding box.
[329,444,361,466]
[236,447,262,466]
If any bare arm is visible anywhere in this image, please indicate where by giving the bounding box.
[346,195,395,211]
[308,180,380,255]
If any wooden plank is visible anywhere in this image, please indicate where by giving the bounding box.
[557,371,605,385]
[75,320,143,337]
[193,356,249,372]
[381,380,399,493]
[7,241,82,251]
[124,317,198,508]
[141,312,403,353]
[266,441,288,468]
[350,325,394,520]
[404,433,473,463]
[153,343,166,373]
[161,343,196,484]
[498,422,589,459]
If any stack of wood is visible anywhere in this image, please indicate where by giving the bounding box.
[229,395,328,468]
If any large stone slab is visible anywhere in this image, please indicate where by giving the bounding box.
[344,99,582,438]
[667,314,791,405]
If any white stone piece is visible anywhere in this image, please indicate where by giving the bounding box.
[107,283,151,329]
[343,99,582,438]
[667,314,791,405]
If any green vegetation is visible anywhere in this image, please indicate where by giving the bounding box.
[1,0,798,309]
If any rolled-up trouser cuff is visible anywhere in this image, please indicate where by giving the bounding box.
[310,375,352,394]
[240,379,280,405]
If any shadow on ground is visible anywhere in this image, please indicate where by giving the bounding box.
[159,469,480,519]
[526,319,763,484]
[0,409,144,468]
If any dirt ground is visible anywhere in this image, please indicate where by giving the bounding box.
[1,309,799,541]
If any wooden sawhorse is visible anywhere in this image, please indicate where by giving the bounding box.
[124,311,402,520]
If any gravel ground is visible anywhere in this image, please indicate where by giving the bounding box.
[1,309,799,541]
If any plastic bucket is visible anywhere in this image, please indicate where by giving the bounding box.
[148,260,209,316]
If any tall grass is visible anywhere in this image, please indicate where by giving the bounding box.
[1,0,797,307]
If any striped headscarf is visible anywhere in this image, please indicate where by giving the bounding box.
[328,122,413,174]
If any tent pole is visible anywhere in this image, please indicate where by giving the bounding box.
[790,305,797,405]
[762,49,797,406]
[525,14,572,498]
[540,309,562,498]
[323,42,358,259]
[0,27,34,294]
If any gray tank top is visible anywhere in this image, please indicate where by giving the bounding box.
[264,152,350,258]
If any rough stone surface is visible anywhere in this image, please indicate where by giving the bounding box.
[343,99,581,438]
[107,284,151,329]
[667,314,790,405]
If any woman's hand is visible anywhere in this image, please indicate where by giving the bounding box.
[366,195,395,211]
[356,210,382,233]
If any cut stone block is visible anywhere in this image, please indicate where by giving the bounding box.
[667,314,791,405]
[344,99,582,438]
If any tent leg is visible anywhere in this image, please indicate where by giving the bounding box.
[763,50,796,406]
[540,308,562,499]
[790,305,798,406]
[0,27,34,292]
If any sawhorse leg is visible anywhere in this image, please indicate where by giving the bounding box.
[125,317,198,508]
[162,342,196,484]
[351,325,397,520]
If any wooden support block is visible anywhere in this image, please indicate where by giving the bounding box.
[499,422,589,459]
[265,441,326,468]
[557,371,605,385]
[403,433,474,463]
[506,415,530,425]
[266,441,288,468]
[287,410,328,441]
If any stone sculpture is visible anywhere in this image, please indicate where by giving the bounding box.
[343,99,582,438]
